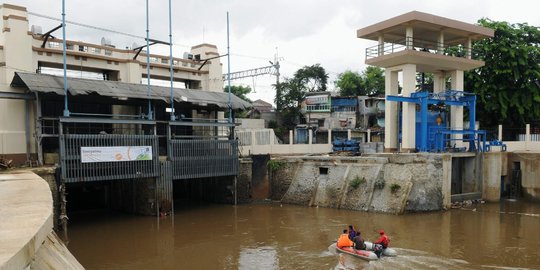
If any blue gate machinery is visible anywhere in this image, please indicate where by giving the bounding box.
[386,90,487,153]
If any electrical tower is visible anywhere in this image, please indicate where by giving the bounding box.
[223,51,282,108]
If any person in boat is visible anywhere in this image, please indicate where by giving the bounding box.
[337,229,354,249]
[348,225,356,240]
[375,229,390,249]
[352,231,366,250]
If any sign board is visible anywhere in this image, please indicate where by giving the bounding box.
[305,95,329,105]
[81,146,153,163]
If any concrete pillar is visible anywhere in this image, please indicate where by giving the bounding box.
[483,152,502,202]
[467,37,472,59]
[289,130,293,145]
[437,31,445,54]
[498,125,502,141]
[327,129,332,145]
[433,72,446,94]
[406,26,413,49]
[402,64,417,152]
[347,129,351,140]
[441,154,452,209]
[526,124,530,149]
[384,69,399,152]
[378,34,385,56]
[308,129,313,145]
[367,129,371,143]
[123,62,142,84]
[451,70,464,146]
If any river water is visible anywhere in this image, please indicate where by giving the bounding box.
[68,200,540,270]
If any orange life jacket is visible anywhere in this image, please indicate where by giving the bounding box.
[337,233,353,248]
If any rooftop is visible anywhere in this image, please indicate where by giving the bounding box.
[357,11,494,45]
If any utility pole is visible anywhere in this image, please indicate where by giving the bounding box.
[61,0,69,117]
[273,48,282,111]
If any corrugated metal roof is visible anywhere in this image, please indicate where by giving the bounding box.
[11,72,251,110]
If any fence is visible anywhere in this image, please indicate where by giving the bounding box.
[60,134,159,182]
[169,139,238,180]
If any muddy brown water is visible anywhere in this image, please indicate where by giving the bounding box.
[67,200,540,269]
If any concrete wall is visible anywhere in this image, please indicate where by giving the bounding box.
[241,143,332,156]
[0,171,83,270]
[509,152,540,201]
[505,141,540,152]
[270,153,452,214]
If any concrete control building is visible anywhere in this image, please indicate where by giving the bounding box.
[357,11,494,152]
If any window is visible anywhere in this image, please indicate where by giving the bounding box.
[47,41,60,48]
[319,167,329,175]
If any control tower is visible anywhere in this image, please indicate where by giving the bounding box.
[357,11,493,152]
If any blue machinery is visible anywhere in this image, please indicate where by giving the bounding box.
[386,90,487,152]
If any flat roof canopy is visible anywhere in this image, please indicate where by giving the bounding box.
[11,72,251,110]
[357,11,494,45]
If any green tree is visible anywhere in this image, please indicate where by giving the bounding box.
[273,64,329,132]
[416,72,434,92]
[294,64,328,92]
[466,19,540,128]
[224,85,252,102]
[335,66,385,96]
[335,70,363,96]
[362,66,385,96]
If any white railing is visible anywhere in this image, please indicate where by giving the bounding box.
[494,124,540,152]
[236,128,332,156]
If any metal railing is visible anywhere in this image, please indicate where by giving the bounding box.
[169,139,239,180]
[60,134,159,182]
[366,37,475,60]
[305,104,330,112]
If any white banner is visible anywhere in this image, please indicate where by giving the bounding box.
[80,146,153,163]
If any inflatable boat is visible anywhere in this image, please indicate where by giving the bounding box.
[335,245,379,261]
[335,242,397,261]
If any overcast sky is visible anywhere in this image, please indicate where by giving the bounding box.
[12,0,540,105]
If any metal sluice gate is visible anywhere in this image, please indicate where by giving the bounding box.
[60,134,159,182]
[169,139,239,180]
[57,118,239,183]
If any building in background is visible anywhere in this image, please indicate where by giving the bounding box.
[0,3,249,166]
[298,92,385,143]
